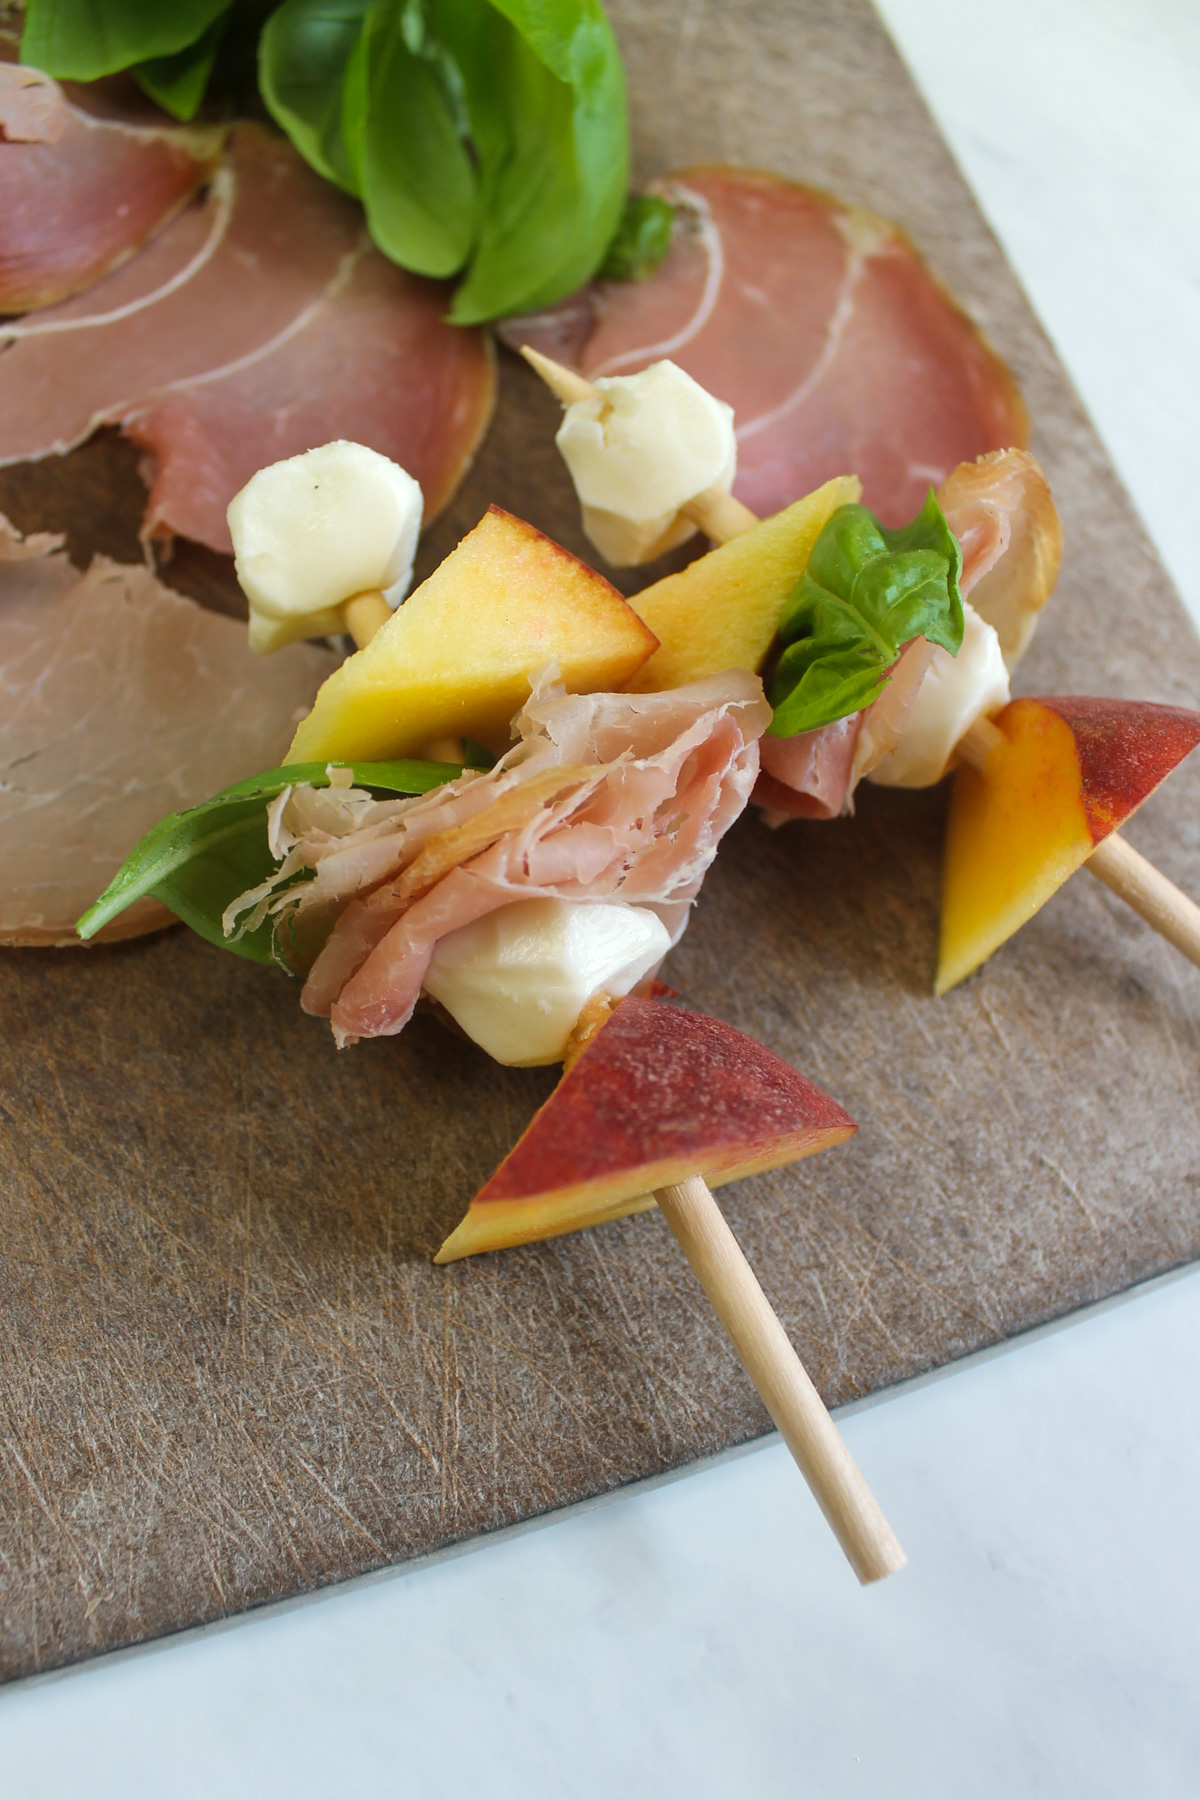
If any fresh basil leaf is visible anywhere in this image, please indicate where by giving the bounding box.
[768,491,964,738]
[76,758,460,961]
[259,0,370,191]
[347,0,478,278]
[20,0,233,80]
[133,9,230,119]
[598,193,675,283]
[444,0,628,323]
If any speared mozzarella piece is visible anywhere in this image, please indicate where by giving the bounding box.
[867,602,1010,789]
[556,360,736,567]
[228,440,423,655]
[423,898,671,1066]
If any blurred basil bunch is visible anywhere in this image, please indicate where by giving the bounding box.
[19,0,630,323]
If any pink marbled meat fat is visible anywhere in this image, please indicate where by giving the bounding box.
[125,248,497,554]
[0,127,363,467]
[0,61,221,312]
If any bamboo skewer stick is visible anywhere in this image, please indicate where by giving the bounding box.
[958,717,1200,973]
[340,589,392,648]
[654,1175,907,1584]
[1086,835,1200,965]
[522,346,905,1572]
[521,345,600,406]
[680,487,760,541]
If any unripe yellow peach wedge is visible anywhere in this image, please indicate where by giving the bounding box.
[937,696,1200,994]
[436,995,857,1262]
[286,506,658,764]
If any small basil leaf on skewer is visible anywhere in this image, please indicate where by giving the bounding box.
[768,490,965,738]
[76,758,461,962]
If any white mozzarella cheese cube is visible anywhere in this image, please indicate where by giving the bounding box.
[423,898,671,1066]
[867,602,1011,789]
[228,440,423,654]
[556,360,736,567]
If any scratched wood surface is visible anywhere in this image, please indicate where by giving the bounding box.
[2,0,1199,1682]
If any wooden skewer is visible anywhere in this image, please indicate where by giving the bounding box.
[958,717,1200,972]
[521,345,600,406]
[527,344,1200,973]
[1087,835,1200,964]
[340,588,392,649]
[655,1175,906,1584]
[680,487,760,541]
[486,347,907,1575]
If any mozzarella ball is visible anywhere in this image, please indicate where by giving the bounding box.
[228,441,423,654]
[556,361,736,567]
[423,898,671,1066]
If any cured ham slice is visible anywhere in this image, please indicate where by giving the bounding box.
[754,638,937,825]
[0,516,336,946]
[227,671,770,1045]
[125,245,496,555]
[504,167,1027,528]
[0,127,361,464]
[0,124,495,553]
[936,448,1062,668]
[0,61,222,313]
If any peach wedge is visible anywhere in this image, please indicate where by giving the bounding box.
[287,506,658,764]
[938,696,1200,993]
[436,996,857,1261]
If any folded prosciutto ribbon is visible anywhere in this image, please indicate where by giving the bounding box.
[226,670,770,1047]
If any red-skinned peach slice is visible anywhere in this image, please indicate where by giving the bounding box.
[938,696,1200,994]
[435,997,857,1262]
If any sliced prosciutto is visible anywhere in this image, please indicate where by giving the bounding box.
[227,671,770,1045]
[0,60,222,313]
[754,638,937,825]
[936,448,1062,668]
[0,123,496,552]
[504,167,1027,528]
[0,127,361,461]
[0,516,336,946]
[125,243,496,554]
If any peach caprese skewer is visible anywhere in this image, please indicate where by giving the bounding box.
[82,451,905,1583]
[524,349,1200,992]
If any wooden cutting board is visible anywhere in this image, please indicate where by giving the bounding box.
[3,0,1199,1682]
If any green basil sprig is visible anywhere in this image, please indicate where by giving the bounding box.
[133,12,233,118]
[76,757,460,963]
[262,0,629,322]
[768,492,965,739]
[19,0,233,87]
[21,0,631,321]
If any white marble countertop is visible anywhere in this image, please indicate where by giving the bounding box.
[4,2,1199,1792]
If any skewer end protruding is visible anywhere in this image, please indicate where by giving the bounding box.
[520,345,601,408]
[680,485,761,545]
